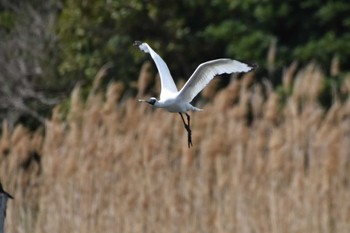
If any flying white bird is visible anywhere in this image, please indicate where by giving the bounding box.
[135,41,255,148]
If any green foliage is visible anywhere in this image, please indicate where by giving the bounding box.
[3,0,350,130]
[57,0,350,87]
[0,11,15,30]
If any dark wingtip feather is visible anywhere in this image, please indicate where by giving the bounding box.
[249,62,259,70]
[133,41,143,46]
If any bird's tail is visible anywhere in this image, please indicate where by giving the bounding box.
[134,41,150,53]
[191,106,203,112]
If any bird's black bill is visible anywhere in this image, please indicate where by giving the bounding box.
[179,113,193,148]
[138,98,156,105]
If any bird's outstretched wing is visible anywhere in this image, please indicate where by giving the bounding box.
[178,59,254,103]
[134,41,178,99]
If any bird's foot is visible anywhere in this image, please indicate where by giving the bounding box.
[187,132,193,148]
[179,113,193,148]
[185,126,193,148]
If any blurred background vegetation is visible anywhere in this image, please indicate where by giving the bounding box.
[1,0,350,128]
[1,2,350,232]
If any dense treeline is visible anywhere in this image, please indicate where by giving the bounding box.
[1,0,350,127]
[58,0,350,81]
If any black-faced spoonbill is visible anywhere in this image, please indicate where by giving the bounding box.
[135,41,255,148]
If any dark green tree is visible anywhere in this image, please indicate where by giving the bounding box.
[57,0,350,85]
[2,0,350,128]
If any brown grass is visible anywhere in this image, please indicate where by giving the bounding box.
[1,64,350,233]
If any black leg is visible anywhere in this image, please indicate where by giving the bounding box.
[179,113,193,148]
[186,113,191,129]
[185,113,192,147]
[179,112,187,128]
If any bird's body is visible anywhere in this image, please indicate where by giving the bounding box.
[152,95,202,113]
[135,41,255,147]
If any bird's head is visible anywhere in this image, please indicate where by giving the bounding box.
[138,97,158,106]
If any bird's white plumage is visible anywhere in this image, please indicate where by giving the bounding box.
[136,41,255,147]
[135,41,254,113]
[178,59,252,103]
[137,42,178,100]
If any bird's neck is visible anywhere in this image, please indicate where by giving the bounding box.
[154,101,164,108]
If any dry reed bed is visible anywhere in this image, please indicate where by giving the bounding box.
[0,64,350,233]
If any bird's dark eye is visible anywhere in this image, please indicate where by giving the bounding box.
[148,98,156,105]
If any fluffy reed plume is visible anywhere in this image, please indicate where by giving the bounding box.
[67,85,83,124]
[1,64,350,233]
[330,55,340,76]
[213,78,241,111]
[341,74,350,94]
[264,92,280,123]
[0,120,10,156]
[154,73,161,97]
[291,63,323,104]
[267,38,277,75]
[201,78,221,99]
[137,61,154,98]
[283,61,298,91]
[89,62,113,96]
[103,82,125,115]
